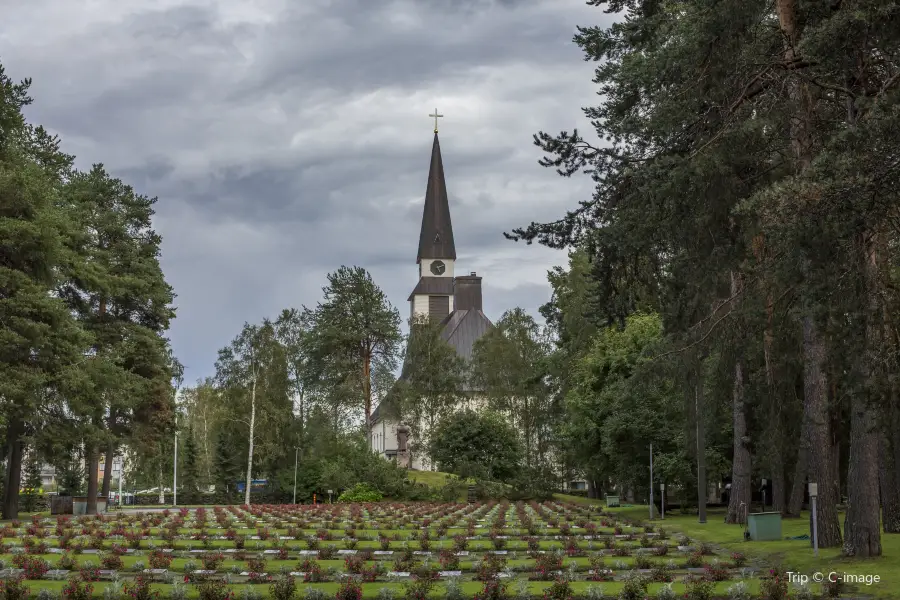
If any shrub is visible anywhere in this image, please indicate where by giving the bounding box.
[335,580,362,600]
[302,588,327,600]
[822,575,844,599]
[101,553,123,571]
[246,558,266,574]
[168,582,187,600]
[403,575,436,600]
[684,578,715,600]
[530,551,563,581]
[123,576,160,600]
[269,575,296,600]
[202,553,225,571]
[196,579,234,600]
[685,551,703,568]
[618,572,648,600]
[725,582,750,600]
[702,561,729,582]
[343,556,364,574]
[79,564,101,582]
[759,569,789,600]
[0,575,30,600]
[337,484,383,503]
[148,551,172,570]
[62,579,94,600]
[655,584,676,600]
[12,555,50,579]
[239,587,262,600]
[299,560,326,584]
[473,579,509,600]
[730,552,746,567]
[542,577,573,600]
[476,554,507,581]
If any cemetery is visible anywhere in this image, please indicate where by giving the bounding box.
[0,499,858,599]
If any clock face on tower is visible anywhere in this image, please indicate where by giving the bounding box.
[430,260,446,276]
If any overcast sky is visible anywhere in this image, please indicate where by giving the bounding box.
[3,0,608,384]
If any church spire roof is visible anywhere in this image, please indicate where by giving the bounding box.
[417,131,456,263]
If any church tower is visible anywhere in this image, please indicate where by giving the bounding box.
[408,124,456,322]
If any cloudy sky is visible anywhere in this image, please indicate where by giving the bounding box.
[3,0,607,384]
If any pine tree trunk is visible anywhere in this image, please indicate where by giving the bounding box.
[244,377,257,507]
[879,422,900,533]
[762,278,785,514]
[881,312,900,533]
[786,432,807,518]
[771,453,786,514]
[801,317,842,547]
[843,230,883,557]
[695,378,707,523]
[727,354,751,524]
[363,353,372,444]
[2,419,24,520]
[86,444,99,515]
[101,443,115,500]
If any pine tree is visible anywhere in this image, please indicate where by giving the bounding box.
[0,63,88,519]
[214,430,242,496]
[307,266,401,441]
[21,447,43,512]
[182,424,200,499]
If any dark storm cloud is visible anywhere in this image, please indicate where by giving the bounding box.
[2,0,611,382]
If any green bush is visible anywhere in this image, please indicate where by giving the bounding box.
[337,483,383,503]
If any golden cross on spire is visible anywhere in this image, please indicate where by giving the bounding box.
[429,108,444,133]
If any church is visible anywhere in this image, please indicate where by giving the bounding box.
[369,120,494,470]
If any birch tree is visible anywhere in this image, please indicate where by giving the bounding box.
[215,322,271,505]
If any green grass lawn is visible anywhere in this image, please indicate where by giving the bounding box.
[406,470,455,488]
[557,493,898,599]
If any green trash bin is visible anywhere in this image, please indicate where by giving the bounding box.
[606,495,620,508]
[747,512,782,541]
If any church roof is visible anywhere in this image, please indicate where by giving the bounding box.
[417,133,456,263]
[407,276,454,301]
[370,308,494,424]
[437,309,494,362]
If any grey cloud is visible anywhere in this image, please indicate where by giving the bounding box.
[4,0,610,382]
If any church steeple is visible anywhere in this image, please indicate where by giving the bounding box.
[416,131,456,263]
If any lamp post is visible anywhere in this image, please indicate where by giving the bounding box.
[660,483,666,520]
[292,447,299,505]
[118,457,123,509]
[809,482,818,556]
[761,478,767,510]
[173,431,179,507]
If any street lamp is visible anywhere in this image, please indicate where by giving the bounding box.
[660,483,666,520]
[809,482,818,556]
[173,431,179,507]
[292,448,299,505]
[761,478,768,510]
